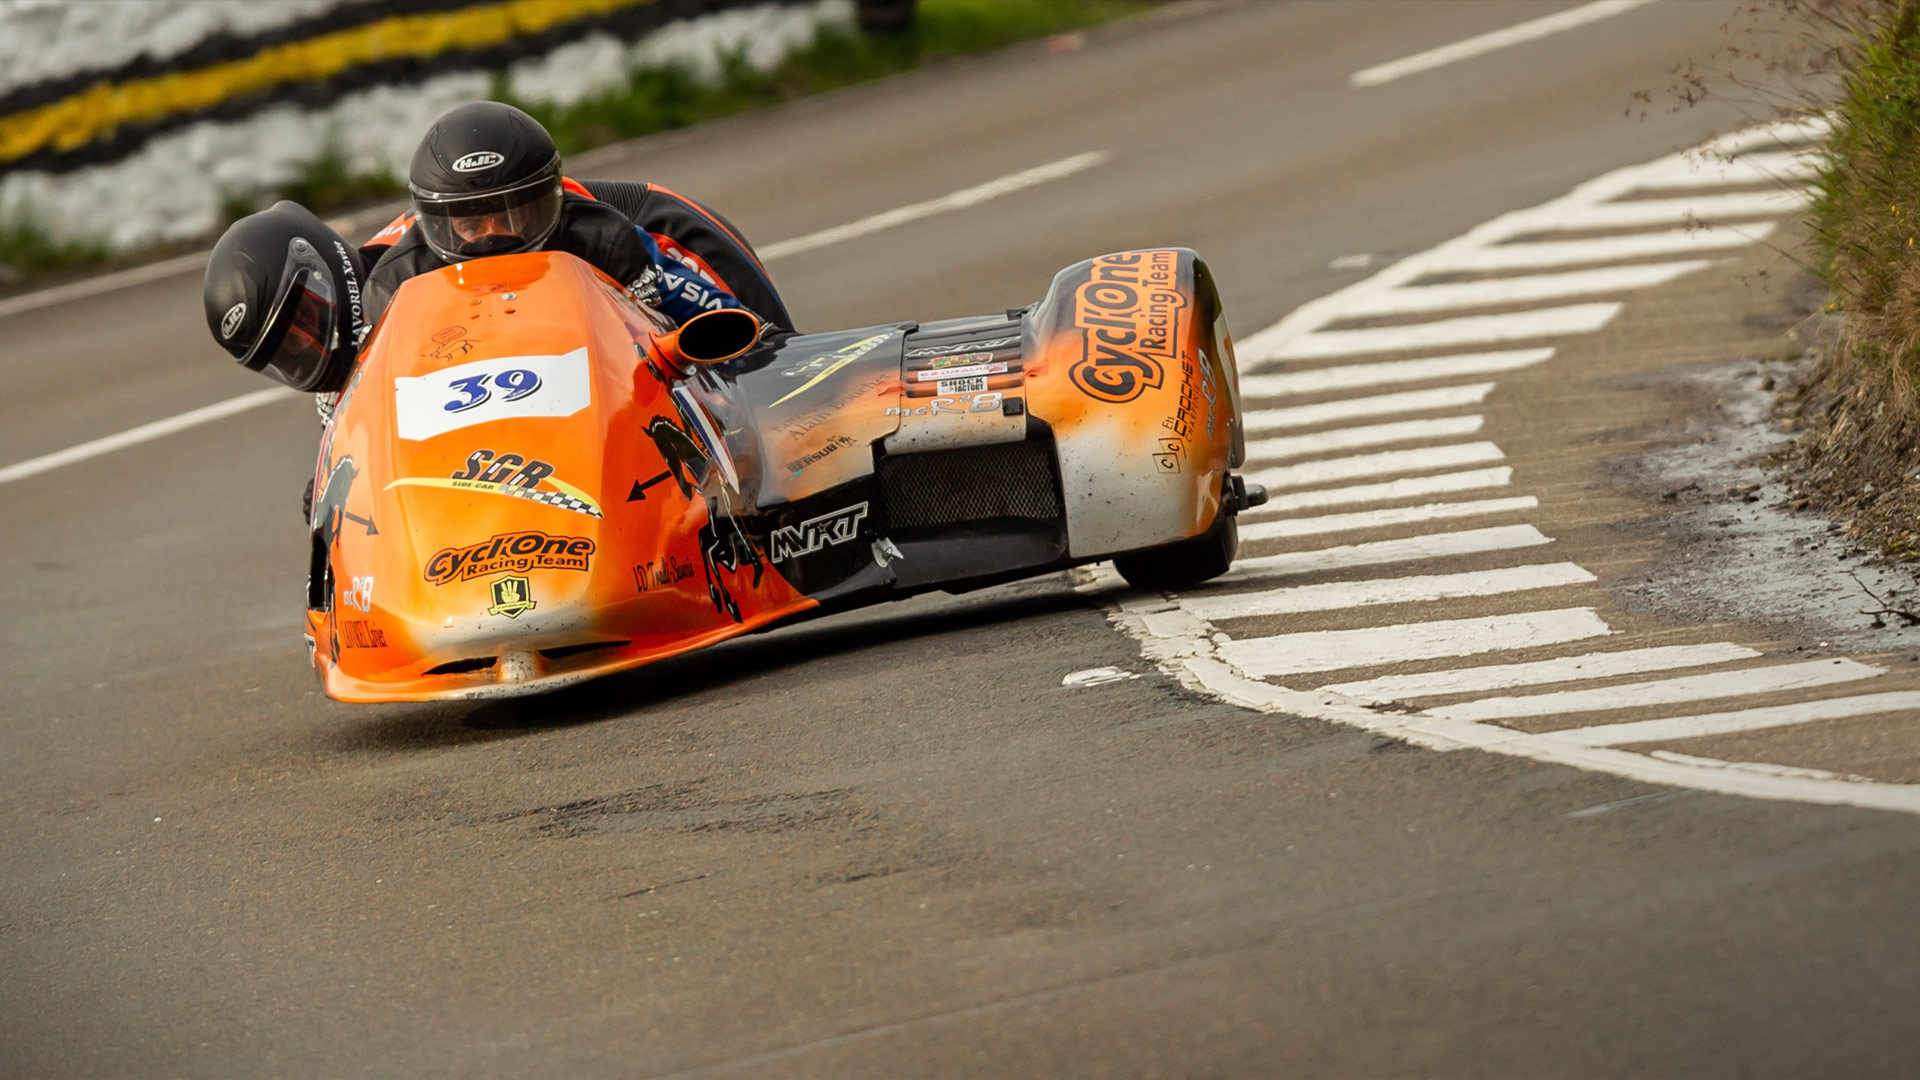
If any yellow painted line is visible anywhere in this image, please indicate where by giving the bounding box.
[0,0,654,165]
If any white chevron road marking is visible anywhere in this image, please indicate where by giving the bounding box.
[1268,303,1622,361]
[1236,497,1541,541]
[1184,563,1595,621]
[1217,525,1552,585]
[1244,415,1484,461]
[1427,224,1779,274]
[1340,262,1708,318]
[1319,643,1763,702]
[1249,443,1505,491]
[1428,659,1885,721]
[1105,120,1920,815]
[1552,692,1920,747]
[1238,349,1554,396]
[1217,607,1614,678]
[1243,384,1496,431]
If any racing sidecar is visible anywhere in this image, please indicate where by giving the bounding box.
[308,246,1262,701]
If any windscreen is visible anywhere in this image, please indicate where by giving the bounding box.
[413,171,564,261]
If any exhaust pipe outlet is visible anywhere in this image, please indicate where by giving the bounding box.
[654,308,762,377]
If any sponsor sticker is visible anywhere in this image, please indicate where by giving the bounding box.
[927,351,997,369]
[424,530,594,585]
[341,575,374,613]
[769,503,869,562]
[1071,251,1186,404]
[387,449,603,518]
[772,332,895,407]
[632,555,696,593]
[885,391,1005,417]
[220,302,246,340]
[785,434,857,476]
[914,362,1006,382]
[451,151,505,172]
[487,576,537,619]
[935,377,989,395]
[904,335,1020,359]
[338,619,387,648]
[394,347,592,441]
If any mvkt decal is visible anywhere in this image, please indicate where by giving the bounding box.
[769,502,869,562]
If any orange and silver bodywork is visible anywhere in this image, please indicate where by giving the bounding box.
[306,247,1245,702]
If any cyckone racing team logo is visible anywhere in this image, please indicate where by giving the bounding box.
[423,530,595,584]
[1070,250,1186,404]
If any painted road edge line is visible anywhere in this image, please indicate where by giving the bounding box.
[1349,0,1659,88]
[0,387,298,487]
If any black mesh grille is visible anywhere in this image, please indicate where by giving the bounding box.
[878,440,1060,530]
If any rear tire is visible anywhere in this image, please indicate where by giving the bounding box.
[1113,514,1238,591]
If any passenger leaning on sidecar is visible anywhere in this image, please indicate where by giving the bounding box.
[201,101,760,398]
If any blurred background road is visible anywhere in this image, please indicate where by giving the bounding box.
[6,2,1919,1077]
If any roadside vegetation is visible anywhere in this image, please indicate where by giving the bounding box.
[0,0,1149,290]
[1778,0,1920,561]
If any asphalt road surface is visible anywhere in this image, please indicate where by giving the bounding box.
[7,2,1920,1077]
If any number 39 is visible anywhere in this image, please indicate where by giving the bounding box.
[442,368,542,413]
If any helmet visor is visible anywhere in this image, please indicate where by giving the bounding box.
[412,167,564,260]
[243,237,342,392]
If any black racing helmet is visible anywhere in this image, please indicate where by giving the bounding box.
[408,101,563,261]
[204,200,367,393]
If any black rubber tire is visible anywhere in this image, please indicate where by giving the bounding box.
[1113,514,1239,591]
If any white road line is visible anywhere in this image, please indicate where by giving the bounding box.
[1550,690,1920,748]
[1240,349,1553,395]
[1252,467,1515,515]
[757,150,1108,259]
[1217,525,1552,585]
[1244,384,1495,431]
[1341,262,1708,318]
[1430,658,1885,721]
[1244,415,1483,461]
[1183,562,1595,621]
[0,206,396,323]
[1429,224,1777,274]
[1349,0,1658,87]
[1249,443,1504,492]
[1238,497,1540,541]
[1549,190,1806,229]
[1219,607,1613,678]
[1320,642,1762,702]
[0,387,298,487]
[1269,303,1621,360]
[0,249,210,321]
[0,153,1109,483]
[1630,149,1821,189]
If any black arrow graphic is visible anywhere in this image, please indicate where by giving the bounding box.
[628,470,673,502]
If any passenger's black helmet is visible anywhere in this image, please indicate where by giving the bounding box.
[204,200,367,393]
[408,101,563,261]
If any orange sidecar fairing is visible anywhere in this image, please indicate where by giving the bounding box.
[307,247,1246,702]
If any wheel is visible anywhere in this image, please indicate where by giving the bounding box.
[1113,513,1238,591]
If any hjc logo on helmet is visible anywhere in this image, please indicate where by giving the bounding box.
[220,302,246,340]
[451,151,505,173]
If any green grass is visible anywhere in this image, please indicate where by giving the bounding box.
[0,217,110,284]
[1810,1,1920,369]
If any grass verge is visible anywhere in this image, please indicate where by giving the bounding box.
[1779,0,1920,562]
[0,0,1151,290]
